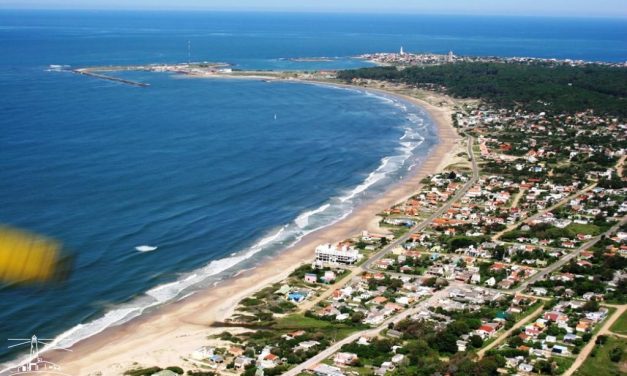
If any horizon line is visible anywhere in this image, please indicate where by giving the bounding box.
[0,7,626,20]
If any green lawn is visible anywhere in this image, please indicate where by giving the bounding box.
[610,310,627,335]
[274,313,360,339]
[553,356,575,374]
[565,223,603,236]
[274,314,334,329]
[575,335,626,376]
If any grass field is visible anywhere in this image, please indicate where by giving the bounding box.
[565,223,603,236]
[610,310,627,335]
[274,313,360,339]
[275,314,335,329]
[575,335,626,376]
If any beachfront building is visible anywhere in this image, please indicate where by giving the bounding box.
[315,243,361,265]
[191,346,214,361]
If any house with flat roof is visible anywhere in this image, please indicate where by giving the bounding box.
[315,243,361,265]
[312,364,345,376]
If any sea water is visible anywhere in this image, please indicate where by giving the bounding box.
[0,10,624,362]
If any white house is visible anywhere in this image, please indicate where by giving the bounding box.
[295,340,320,351]
[258,347,280,369]
[234,356,254,370]
[312,364,345,376]
[518,363,534,373]
[334,352,358,366]
[191,346,214,360]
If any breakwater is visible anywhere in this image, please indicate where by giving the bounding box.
[72,69,150,87]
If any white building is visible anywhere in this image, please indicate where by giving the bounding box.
[315,243,361,265]
[334,352,359,366]
[191,346,214,361]
[313,364,345,376]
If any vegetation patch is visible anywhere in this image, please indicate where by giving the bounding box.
[338,63,627,116]
[610,310,627,335]
[575,335,626,376]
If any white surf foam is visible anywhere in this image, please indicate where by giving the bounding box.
[135,245,158,252]
[295,203,331,228]
[22,84,435,362]
[339,157,391,203]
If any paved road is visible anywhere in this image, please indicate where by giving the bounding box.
[283,285,457,376]
[511,217,627,294]
[296,137,476,314]
[363,136,478,272]
[285,134,624,375]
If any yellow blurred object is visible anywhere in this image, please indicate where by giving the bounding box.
[0,226,71,285]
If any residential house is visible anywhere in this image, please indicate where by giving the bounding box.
[312,364,345,376]
[334,352,358,366]
[234,356,254,370]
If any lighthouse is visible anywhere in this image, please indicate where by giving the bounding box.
[400,46,405,56]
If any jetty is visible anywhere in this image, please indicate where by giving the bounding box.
[72,68,150,87]
[66,62,236,87]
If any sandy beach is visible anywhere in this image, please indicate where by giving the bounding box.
[43,80,462,375]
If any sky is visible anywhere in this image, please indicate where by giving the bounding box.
[0,0,626,18]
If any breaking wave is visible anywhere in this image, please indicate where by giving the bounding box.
[26,84,435,360]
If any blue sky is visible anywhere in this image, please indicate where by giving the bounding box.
[1,0,626,18]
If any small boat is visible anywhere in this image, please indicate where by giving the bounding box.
[135,245,158,252]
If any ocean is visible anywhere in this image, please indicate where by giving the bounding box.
[0,10,625,363]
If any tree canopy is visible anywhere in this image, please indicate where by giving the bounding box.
[337,63,627,116]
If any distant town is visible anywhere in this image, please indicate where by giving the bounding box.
[358,47,627,68]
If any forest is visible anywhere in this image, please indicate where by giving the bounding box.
[336,63,627,116]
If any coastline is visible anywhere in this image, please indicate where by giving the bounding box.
[45,79,462,375]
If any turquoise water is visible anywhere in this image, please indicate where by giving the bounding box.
[0,10,624,362]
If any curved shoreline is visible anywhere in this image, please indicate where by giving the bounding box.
[42,78,461,375]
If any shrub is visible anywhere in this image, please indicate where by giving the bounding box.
[470,335,484,348]
[596,335,608,345]
[609,347,623,362]
[124,367,162,376]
